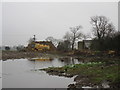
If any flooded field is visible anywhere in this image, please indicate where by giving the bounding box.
[2,57,82,88]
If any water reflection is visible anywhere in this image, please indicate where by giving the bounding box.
[3,57,83,88]
[27,57,83,70]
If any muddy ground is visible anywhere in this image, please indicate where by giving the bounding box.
[1,51,65,60]
[1,51,120,89]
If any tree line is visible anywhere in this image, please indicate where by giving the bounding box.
[46,15,120,51]
[90,16,120,51]
[3,15,119,52]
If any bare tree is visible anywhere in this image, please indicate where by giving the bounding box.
[90,16,115,50]
[91,16,115,40]
[46,36,61,47]
[64,32,72,41]
[16,45,25,51]
[64,25,83,50]
[57,40,71,51]
[82,33,91,40]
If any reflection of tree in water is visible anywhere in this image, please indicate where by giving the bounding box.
[27,57,85,70]
[71,57,75,64]
[75,57,85,63]
[59,57,71,65]
[58,57,82,65]
[59,57,87,65]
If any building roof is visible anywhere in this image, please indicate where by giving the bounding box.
[35,41,52,43]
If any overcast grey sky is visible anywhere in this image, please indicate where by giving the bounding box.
[2,2,118,46]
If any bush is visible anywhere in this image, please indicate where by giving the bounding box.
[91,32,120,51]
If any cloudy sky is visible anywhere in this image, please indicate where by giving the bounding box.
[2,2,118,46]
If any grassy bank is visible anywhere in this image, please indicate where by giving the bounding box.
[41,60,120,88]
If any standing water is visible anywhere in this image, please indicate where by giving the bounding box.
[2,57,82,88]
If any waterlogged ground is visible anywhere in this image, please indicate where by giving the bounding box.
[42,57,120,89]
[2,56,120,88]
[2,57,82,88]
